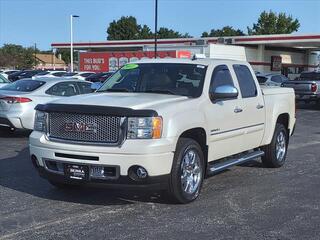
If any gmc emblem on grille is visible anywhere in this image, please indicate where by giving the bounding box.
[64,122,97,133]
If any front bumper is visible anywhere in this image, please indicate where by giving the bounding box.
[29,131,176,188]
[0,116,23,129]
[34,165,169,189]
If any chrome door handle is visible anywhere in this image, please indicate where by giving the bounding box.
[234,107,243,113]
[256,104,264,109]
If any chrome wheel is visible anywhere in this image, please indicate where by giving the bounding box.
[276,131,286,162]
[180,149,202,195]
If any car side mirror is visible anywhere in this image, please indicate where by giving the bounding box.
[209,85,238,102]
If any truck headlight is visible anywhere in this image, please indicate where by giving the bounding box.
[127,117,162,139]
[34,111,48,132]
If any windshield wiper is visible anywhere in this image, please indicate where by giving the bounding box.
[144,89,176,95]
[98,88,130,93]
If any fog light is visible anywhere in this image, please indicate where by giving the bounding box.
[136,167,147,179]
[128,165,148,181]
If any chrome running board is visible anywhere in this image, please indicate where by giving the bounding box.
[208,150,264,174]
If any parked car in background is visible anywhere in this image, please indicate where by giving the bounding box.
[33,70,66,79]
[85,72,114,82]
[0,70,20,79]
[0,74,11,88]
[256,73,289,86]
[282,71,320,103]
[86,72,114,91]
[0,78,92,131]
[8,70,46,81]
[63,71,95,80]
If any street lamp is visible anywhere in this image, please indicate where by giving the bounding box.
[70,14,79,72]
[154,0,158,59]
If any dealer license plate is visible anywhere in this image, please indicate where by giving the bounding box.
[65,164,88,180]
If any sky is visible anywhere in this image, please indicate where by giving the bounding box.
[0,0,319,50]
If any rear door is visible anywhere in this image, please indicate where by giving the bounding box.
[232,64,265,150]
[206,64,245,160]
[45,81,80,97]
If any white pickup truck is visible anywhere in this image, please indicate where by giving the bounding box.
[29,59,296,203]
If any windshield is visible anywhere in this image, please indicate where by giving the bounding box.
[63,72,77,77]
[0,75,10,83]
[0,80,45,92]
[35,71,49,76]
[97,63,207,97]
[257,76,268,84]
[299,72,320,80]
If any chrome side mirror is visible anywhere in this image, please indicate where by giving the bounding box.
[209,85,238,102]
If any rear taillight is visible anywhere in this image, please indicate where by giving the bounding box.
[0,96,32,104]
[311,83,317,93]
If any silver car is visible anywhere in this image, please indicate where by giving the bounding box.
[0,78,92,131]
[256,73,289,86]
[0,74,11,88]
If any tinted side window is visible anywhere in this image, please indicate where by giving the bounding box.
[77,82,93,94]
[46,82,79,96]
[271,75,283,83]
[210,65,234,92]
[233,65,257,98]
[257,76,267,84]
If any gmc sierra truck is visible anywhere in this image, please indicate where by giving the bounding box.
[29,59,296,203]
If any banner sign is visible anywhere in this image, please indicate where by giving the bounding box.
[79,51,182,72]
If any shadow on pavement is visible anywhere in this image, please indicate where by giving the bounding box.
[0,147,171,206]
[296,102,320,110]
[0,129,32,138]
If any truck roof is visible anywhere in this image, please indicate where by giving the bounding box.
[134,58,249,66]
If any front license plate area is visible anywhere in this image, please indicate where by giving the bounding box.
[65,164,88,180]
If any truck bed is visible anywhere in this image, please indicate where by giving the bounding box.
[260,85,295,95]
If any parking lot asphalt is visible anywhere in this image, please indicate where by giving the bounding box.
[0,104,319,240]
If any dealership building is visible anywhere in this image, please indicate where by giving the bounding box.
[51,33,320,79]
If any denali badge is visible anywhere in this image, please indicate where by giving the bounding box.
[64,122,97,133]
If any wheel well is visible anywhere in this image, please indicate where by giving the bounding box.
[179,128,208,163]
[276,113,289,130]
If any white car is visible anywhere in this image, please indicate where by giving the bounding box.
[0,78,92,131]
[29,59,296,203]
[32,70,66,79]
[256,73,289,86]
[0,74,11,88]
[63,71,95,80]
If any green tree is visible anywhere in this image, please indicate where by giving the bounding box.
[202,26,245,37]
[157,27,191,39]
[0,44,36,69]
[248,11,300,35]
[106,16,192,40]
[55,49,71,64]
[139,24,154,39]
[107,16,141,40]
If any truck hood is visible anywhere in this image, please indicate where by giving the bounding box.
[50,92,190,110]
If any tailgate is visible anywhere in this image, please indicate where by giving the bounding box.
[282,81,316,94]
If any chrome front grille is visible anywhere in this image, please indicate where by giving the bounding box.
[48,112,122,145]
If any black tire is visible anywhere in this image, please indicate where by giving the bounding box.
[262,123,288,168]
[167,138,205,204]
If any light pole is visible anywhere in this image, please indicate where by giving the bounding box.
[154,0,158,59]
[70,14,79,72]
